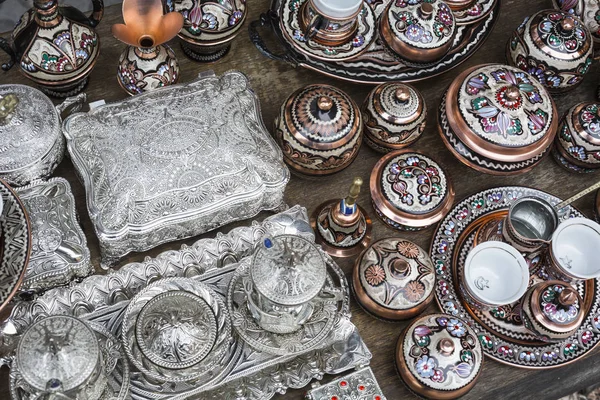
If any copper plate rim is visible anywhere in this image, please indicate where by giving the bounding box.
[395,317,482,399]
[369,150,456,229]
[0,178,32,313]
[430,191,600,370]
[352,240,433,320]
[444,64,558,162]
[310,201,373,258]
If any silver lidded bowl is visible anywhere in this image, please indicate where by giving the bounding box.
[0,85,84,186]
[247,235,338,334]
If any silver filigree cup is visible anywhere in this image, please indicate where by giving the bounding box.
[247,235,341,334]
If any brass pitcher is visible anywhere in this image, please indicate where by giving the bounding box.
[0,0,103,97]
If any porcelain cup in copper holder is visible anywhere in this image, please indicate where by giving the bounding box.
[461,241,530,311]
[547,217,600,282]
[501,196,559,256]
[299,0,363,46]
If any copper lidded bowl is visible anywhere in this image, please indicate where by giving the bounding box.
[507,9,593,93]
[274,84,362,176]
[438,63,558,175]
[370,150,454,231]
[396,313,483,399]
[553,0,600,48]
[552,102,600,173]
[362,83,427,153]
[520,280,584,342]
[380,0,456,64]
[353,238,434,320]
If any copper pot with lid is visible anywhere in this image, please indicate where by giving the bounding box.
[380,0,456,64]
[438,63,558,175]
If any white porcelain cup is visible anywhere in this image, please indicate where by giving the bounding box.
[312,0,363,19]
[462,241,530,310]
[549,217,600,282]
[302,0,363,46]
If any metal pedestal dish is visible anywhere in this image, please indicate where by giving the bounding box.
[249,0,499,84]
[431,186,600,368]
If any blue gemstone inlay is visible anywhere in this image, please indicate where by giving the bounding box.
[264,238,273,248]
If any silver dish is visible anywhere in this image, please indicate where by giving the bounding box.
[15,178,92,295]
[10,320,130,400]
[122,277,232,383]
[305,366,386,400]
[3,206,371,400]
[63,70,290,268]
[0,86,84,186]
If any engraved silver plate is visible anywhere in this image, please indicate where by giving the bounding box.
[63,70,290,268]
[15,178,92,294]
[305,366,386,400]
[4,206,371,400]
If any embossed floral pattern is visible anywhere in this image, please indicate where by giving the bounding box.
[364,264,387,286]
[538,12,587,54]
[403,280,426,302]
[446,318,467,337]
[416,355,436,378]
[397,240,420,258]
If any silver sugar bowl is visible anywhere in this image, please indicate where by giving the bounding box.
[246,235,340,334]
[14,315,108,400]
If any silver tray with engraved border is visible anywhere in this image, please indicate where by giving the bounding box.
[63,70,290,268]
[3,206,372,400]
[15,177,92,295]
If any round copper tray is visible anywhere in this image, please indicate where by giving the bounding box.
[430,186,600,369]
[249,0,500,84]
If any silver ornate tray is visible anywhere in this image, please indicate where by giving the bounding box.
[250,0,499,84]
[63,70,290,268]
[15,177,92,295]
[4,206,372,399]
[431,186,600,369]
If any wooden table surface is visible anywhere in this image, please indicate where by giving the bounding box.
[2,0,600,398]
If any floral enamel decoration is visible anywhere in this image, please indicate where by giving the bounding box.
[553,0,600,46]
[397,314,483,398]
[554,102,600,172]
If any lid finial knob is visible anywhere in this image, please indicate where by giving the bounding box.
[558,288,577,307]
[418,3,434,19]
[437,338,455,356]
[317,96,334,112]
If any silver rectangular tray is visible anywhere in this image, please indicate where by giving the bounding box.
[5,206,371,400]
[63,71,290,268]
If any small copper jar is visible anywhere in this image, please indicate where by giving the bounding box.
[438,64,558,175]
[370,150,454,231]
[396,313,483,399]
[274,84,362,176]
[353,238,434,320]
[444,0,478,12]
[521,281,584,342]
[362,83,427,153]
[507,10,593,93]
[552,102,600,173]
[380,0,456,64]
[553,0,600,47]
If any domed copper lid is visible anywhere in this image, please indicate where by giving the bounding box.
[442,64,558,165]
[370,151,454,230]
[380,0,456,64]
[353,238,434,320]
[556,102,600,169]
[527,10,591,61]
[522,280,584,338]
[396,313,483,399]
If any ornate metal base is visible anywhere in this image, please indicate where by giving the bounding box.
[181,42,230,63]
[40,78,88,98]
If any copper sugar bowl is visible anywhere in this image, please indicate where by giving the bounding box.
[370,150,454,231]
[0,0,102,97]
[274,84,363,176]
[507,9,593,93]
[362,82,427,153]
[380,0,456,64]
[438,63,558,175]
[553,102,600,173]
[553,0,600,47]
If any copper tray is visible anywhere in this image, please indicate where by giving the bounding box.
[249,0,500,84]
[430,186,600,369]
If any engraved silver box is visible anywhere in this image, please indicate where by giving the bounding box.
[15,177,92,295]
[62,71,290,268]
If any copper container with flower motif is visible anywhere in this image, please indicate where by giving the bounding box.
[444,0,477,12]
[553,0,600,47]
[438,64,558,175]
[507,9,593,93]
[395,313,483,399]
[353,238,434,320]
[166,0,247,62]
[380,0,456,64]
[274,84,362,176]
[370,150,454,231]
[362,83,427,153]
[552,102,600,173]
[520,280,584,342]
[0,0,102,97]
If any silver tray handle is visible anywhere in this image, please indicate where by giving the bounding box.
[56,93,87,119]
[0,318,18,368]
